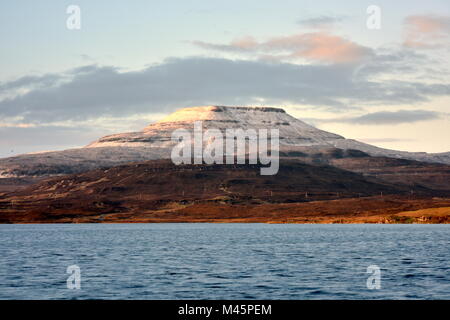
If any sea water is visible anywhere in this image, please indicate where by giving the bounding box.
[0,223,448,299]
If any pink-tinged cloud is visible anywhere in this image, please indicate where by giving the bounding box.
[263,33,372,63]
[230,36,259,50]
[403,14,450,49]
[193,32,372,64]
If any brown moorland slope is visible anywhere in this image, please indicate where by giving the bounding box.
[0,158,449,223]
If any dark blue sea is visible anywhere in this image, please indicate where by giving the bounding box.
[0,224,448,299]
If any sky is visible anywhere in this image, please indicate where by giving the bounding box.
[0,0,449,157]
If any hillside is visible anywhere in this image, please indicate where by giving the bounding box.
[1,158,449,223]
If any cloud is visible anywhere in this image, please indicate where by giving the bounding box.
[359,138,415,144]
[351,110,442,124]
[193,36,259,52]
[193,32,373,64]
[353,48,428,79]
[297,15,346,29]
[0,73,64,94]
[403,14,450,49]
[0,56,448,127]
[310,110,444,125]
[80,54,95,62]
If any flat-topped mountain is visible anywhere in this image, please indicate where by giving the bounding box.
[87,106,344,148]
[0,105,449,180]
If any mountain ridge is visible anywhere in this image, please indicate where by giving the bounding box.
[1,105,449,179]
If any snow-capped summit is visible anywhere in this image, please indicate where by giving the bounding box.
[86,106,344,148]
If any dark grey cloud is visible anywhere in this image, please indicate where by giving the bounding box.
[192,41,248,53]
[297,15,346,28]
[308,110,444,126]
[360,138,415,143]
[0,73,63,94]
[351,110,443,125]
[0,57,449,125]
[353,49,428,79]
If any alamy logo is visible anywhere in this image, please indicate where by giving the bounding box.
[66,5,81,30]
[66,265,81,290]
[366,265,381,289]
[366,5,381,30]
[171,121,279,175]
